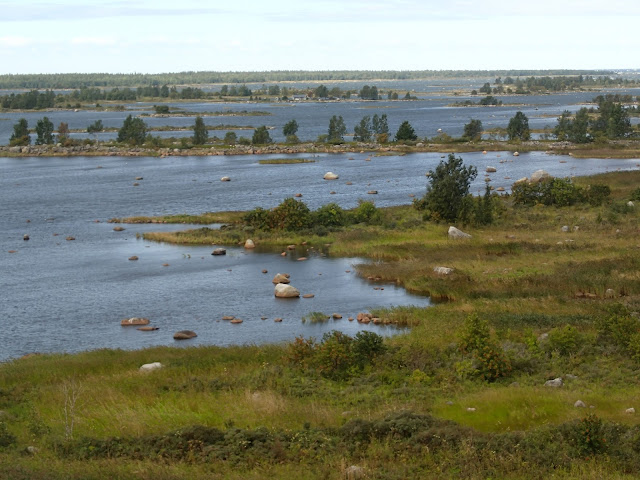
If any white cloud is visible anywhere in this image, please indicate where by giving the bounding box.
[71,36,117,46]
[0,36,33,47]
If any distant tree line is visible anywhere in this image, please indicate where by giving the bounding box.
[0,70,616,89]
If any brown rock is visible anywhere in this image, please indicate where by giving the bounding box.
[302,294,315,298]
[128,256,139,261]
[66,236,75,241]
[173,330,197,340]
[137,326,159,331]
[121,317,150,326]
[274,318,283,322]
[332,313,343,319]
[297,257,307,261]
[272,273,291,284]
[230,318,243,324]
[113,226,125,232]
[222,315,235,321]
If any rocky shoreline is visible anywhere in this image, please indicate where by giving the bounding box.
[0,140,638,158]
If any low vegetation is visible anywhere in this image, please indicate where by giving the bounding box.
[2,170,640,478]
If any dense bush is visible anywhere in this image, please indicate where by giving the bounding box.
[244,199,381,232]
[457,313,511,381]
[512,177,593,207]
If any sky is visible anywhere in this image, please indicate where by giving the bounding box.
[1,0,639,74]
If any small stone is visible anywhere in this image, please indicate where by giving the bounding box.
[332,313,343,319]
[466,407,476,412]
[135,177,143,180]
[323,171,339,180]
[66,236,75,241]
[302,294,315,298]
[222,316,235,321]
[25,446,39,455]
[626,407,635,414]
[574,400,586,408]
[230,318,243,324]
[605,288,616,298]
[274,318,283,322]
[113,226,125,231]
[367,190,378,194]
[297,257,307,261]
[261,269,268,273]
[561,225,570,232]
[220,176,231,182]
[23,234,29,241]
[244,239,255,249]
[434,266,454,275]
[448,226,471,239]
[133,182,140,186]
[287,244,296,250]
[162,263,169,267]
[211,248,226,255]
[128,255,139,261]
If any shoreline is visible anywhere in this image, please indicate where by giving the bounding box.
[2,139,640,159]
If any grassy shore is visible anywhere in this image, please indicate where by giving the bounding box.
[1,171,640,479]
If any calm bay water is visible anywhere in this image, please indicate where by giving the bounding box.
[1,151,639,362]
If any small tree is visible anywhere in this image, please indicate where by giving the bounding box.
[353,115,372,142]
[327,115,346,143]
[223,131,237,145]
[192,116,208,145]
[372,113,389,143]
[463,119,483,141]
[57,122,70,143]
[87,119,104,134]
[416,153,478,222]
[395,120,417,142]
[283,119,298,137]
[252,125,272,145]
[35,117,55,145]
[117,115,147,145]
[9,118,30,146]
[507,111,531,141]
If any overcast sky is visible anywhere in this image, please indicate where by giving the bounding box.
[1,0,639,74]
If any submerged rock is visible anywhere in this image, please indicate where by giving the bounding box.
[121,317,150,326]
[173,330,197,340]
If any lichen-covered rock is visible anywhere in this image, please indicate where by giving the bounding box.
[275,283,300,298]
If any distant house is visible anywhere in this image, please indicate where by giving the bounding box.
[292,94,307,101]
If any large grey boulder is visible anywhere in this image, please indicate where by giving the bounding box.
[530,170,552,183]
[544,377,563,388]
[448,226,471,239]
[275,283,300,298]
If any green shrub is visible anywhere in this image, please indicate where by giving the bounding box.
[352,331,386,367]
[631,187,640,201]
[286,336,316,370]
[547,325,583,356]
[574,414,606,457]
[268,198,311,231]
[474,341,512,381]
[585,184,611,206]
[458,313,491,354]
[315,331,354,380]
[243,207,270,230]
[0,421,16,449]
[351,200,381,224]
[313,203,347,227]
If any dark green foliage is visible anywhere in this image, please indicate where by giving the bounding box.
[584,184,611,206]
[0,89,56,109]
[478,95,502,106]
[117,115,147,145]
[353,115,372,142]
[394,120,417,142]
[312,203,347,227]
[9,118,30,146]
[57,122,69,143]
[0,421,16,448]
[327,115,346,142]
[554,108,591,143]
[35,116,54,145]
[575,414,606,457]
[372,113,389,142]
[192,116,208,145]
[512,177,586,207]
[507,111,531,141]
[287,330,386,380]
[359,85,378,100]
[268,198,310,231]
[87,119,104,133]
[223,131,237,145]
[153,104,169,114]
[462,118,483,141]
[458,313,491,354]
[630,187,640,202]
[351,200,381,224]
[282,119,298,137]
[547,325,583,356]
[457,314,511,381]
[314,84,328,98]
[252,125,272,145]
[416,153,478,222]
[592,100,632,139]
